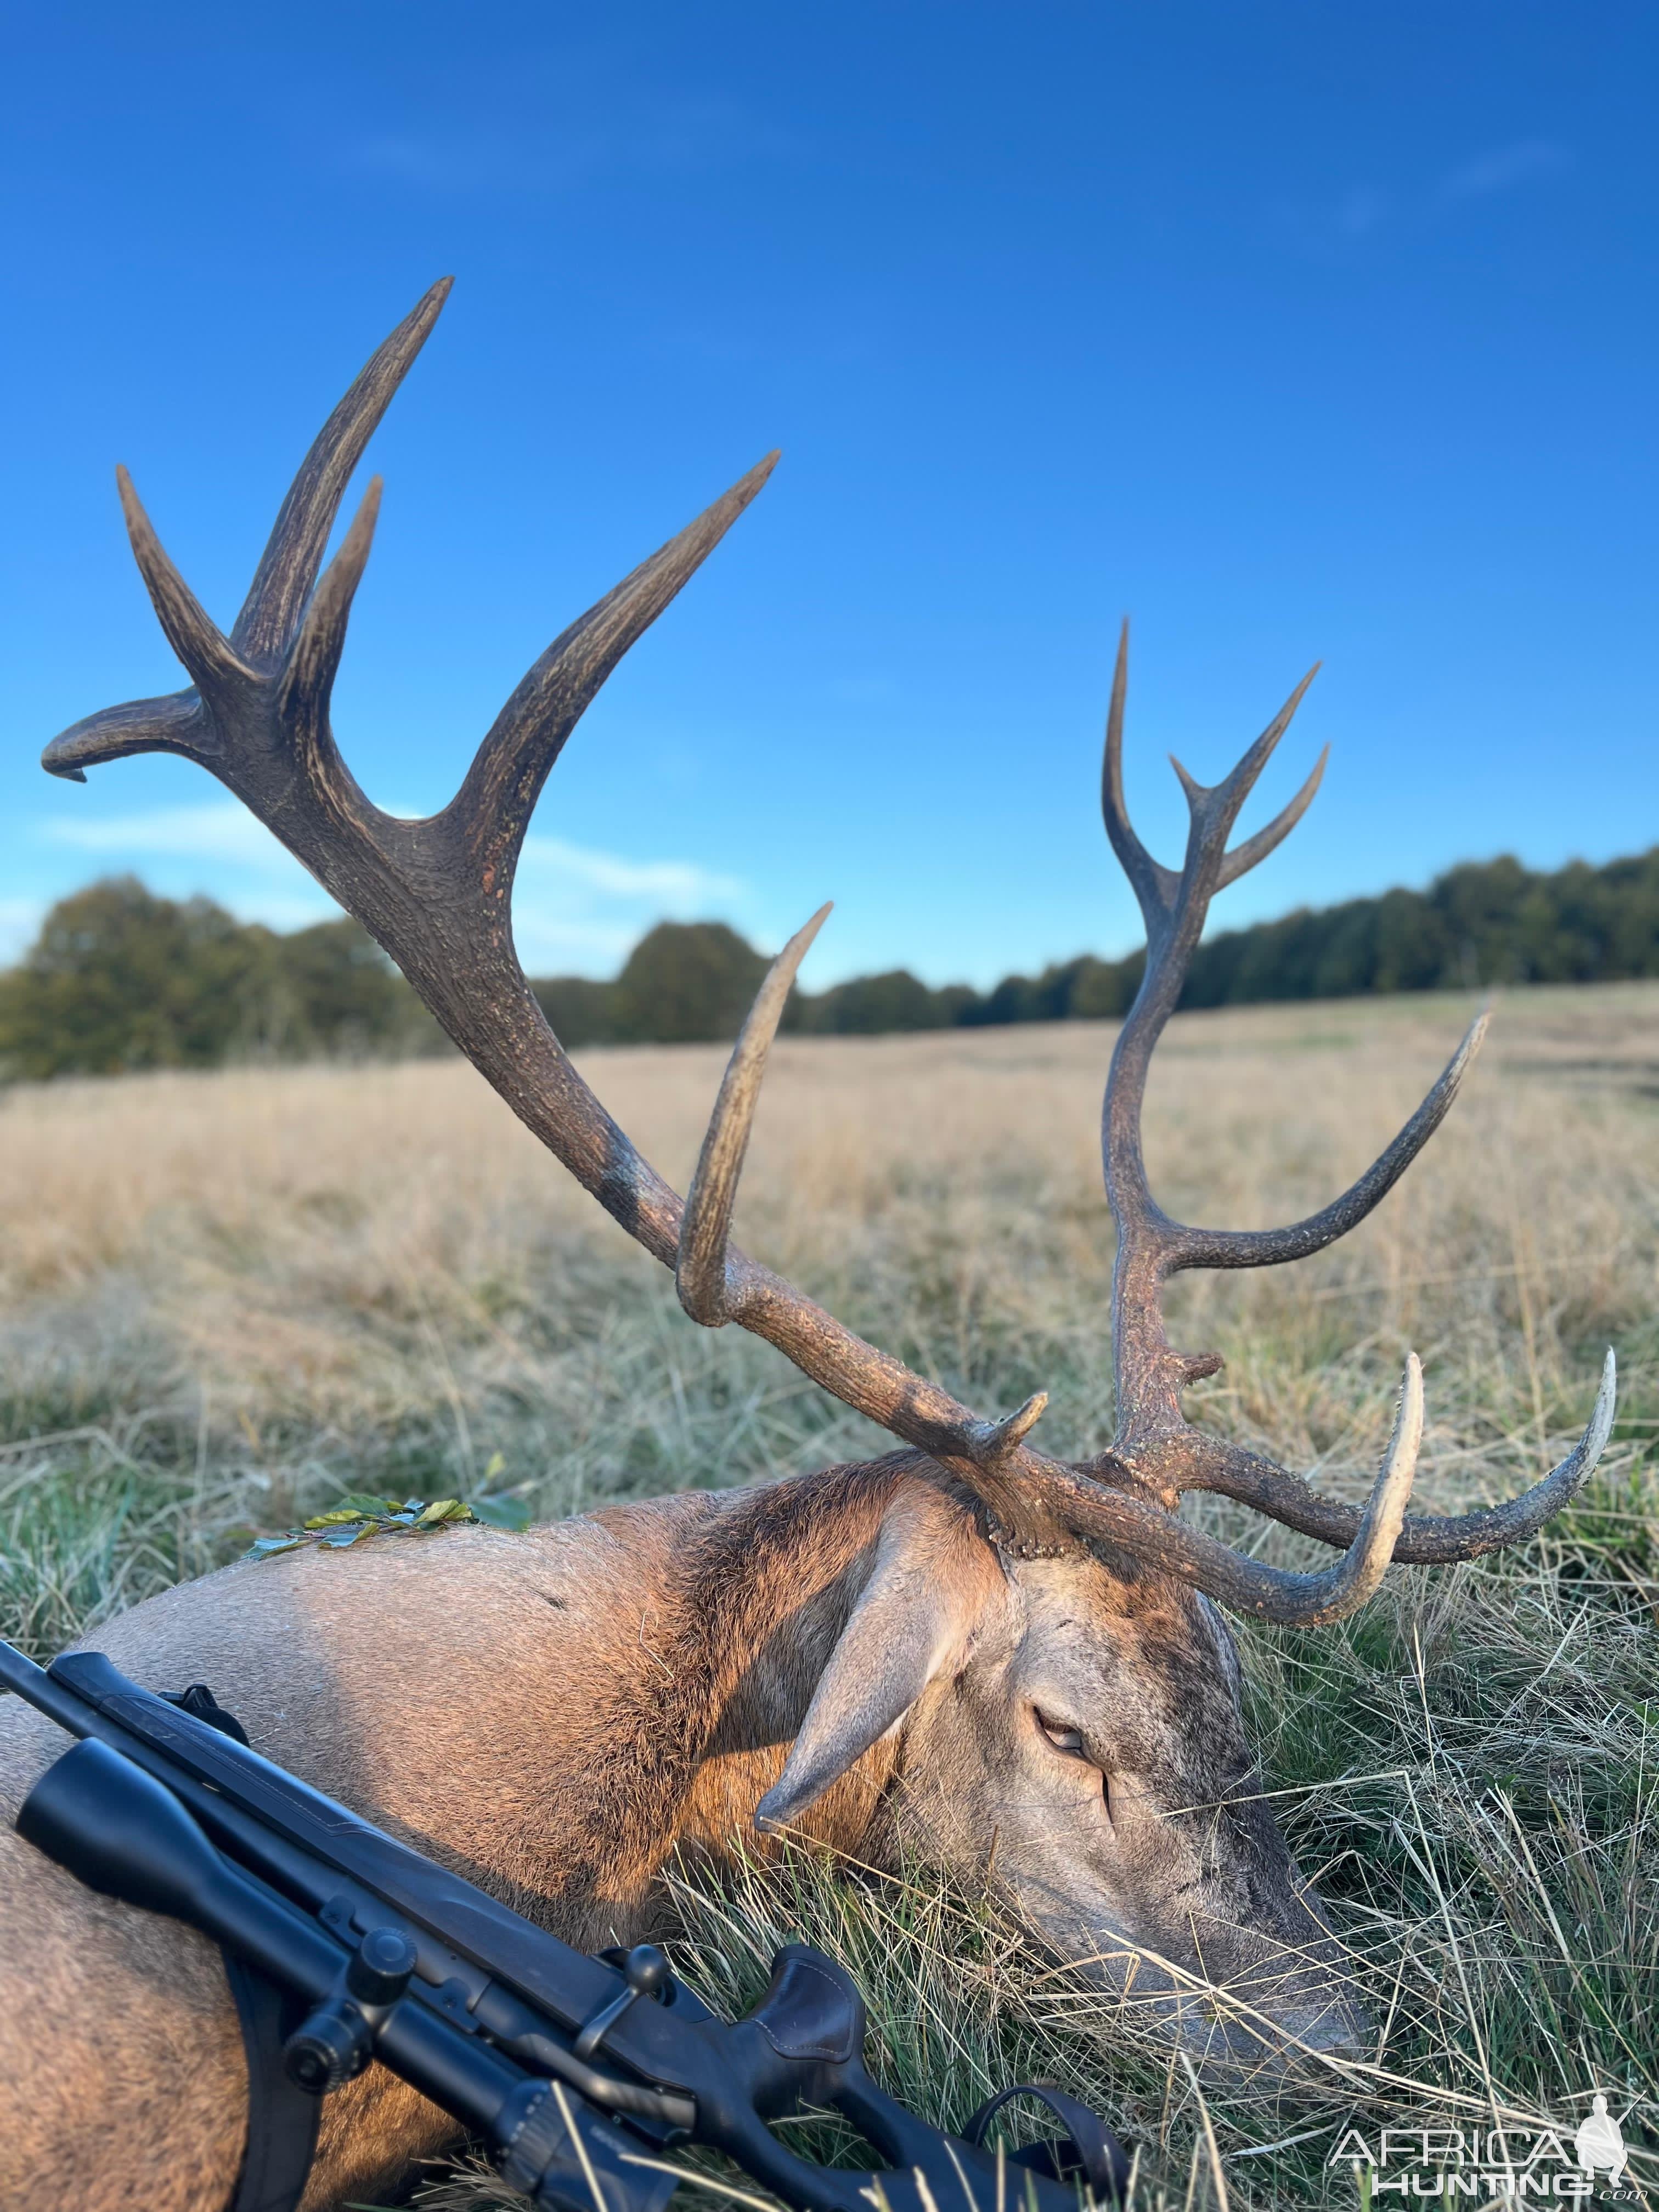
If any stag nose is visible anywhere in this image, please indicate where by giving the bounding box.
[1172,1961,1372,2075]
[1287,2005,1370,2061]
[1242,1989,1373,2070]
[1177,1999,1370,2086]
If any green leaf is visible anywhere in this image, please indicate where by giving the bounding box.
[331,1493,399,1519]
[469,1493,531,1532]
[416,1498,470,1526]
[304,1508,372,1530]
[321,1522,373,1547]
[248,1536,302,1557]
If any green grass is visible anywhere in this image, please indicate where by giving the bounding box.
[3,1335,1651,2208]
[0,999,1655,2205]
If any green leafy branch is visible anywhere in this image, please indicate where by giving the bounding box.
[245,1482,531,1560]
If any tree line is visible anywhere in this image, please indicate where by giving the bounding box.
[1,844,1655,1079]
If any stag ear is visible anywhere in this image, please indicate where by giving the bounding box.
[754,1486,1002,1833]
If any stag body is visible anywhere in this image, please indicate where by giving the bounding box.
[7,280,1617,2212]
[0,1462,1345,2211]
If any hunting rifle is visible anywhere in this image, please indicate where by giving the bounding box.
[0,1636,1127,2212]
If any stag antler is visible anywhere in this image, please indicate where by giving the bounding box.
[1074,623,1616,1560]
[42,281,1615,1625]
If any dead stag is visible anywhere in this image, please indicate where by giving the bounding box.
[0,280,1613,2212]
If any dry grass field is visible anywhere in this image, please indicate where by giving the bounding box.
[2,981,1657,2207]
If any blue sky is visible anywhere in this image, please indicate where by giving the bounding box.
[3,2,1655,987]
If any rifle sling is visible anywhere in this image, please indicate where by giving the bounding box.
[222,1953,323,2212]
[149,1686,319,2212]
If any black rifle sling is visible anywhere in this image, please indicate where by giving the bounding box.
[222,1952,323,2212]
[153,1690,319,2212]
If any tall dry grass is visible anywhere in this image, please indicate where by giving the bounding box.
[1,981,1656,2205]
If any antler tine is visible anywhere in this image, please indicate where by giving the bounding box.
[1166,665,1321,884]
[443,451,780,902]
[1279,1350,1423,1622]
[45,468,261,781]
[671,898,1060,1544]
[1183,1348,1617,1562]
[1171,1011,1489,1272]
[42,281,453,789]
[1093,653,1600,1600]
[43,291,1084,1559]
[47,308,1593,1635]
[1215,743,1329,891]
[969,1391,1049,1460]
[1049,1355,1424,1623]
[1101,622,1181,930]
[678,902,833,1327]
[276,476,383,736]
[114,466,255,704]
[233,276,453,665]
[42,693,204,784]
[1101,661,1328,1455]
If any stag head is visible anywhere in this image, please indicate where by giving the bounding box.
[43,280,1615,2063]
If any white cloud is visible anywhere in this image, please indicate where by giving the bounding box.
[512,836,746,973]
[337,86,797,201]
[1271,143,1571,258]
[518,835,740,905]
[507,916,647,972]
[245,896,350,932]
[41,801,291,869]
[35,804,744,978]
[1441,140,1571,201]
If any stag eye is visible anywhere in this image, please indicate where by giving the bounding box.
[1034,1709,1088,1758]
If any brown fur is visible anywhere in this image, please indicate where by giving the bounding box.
[0,1456,1353,2210]
[0,1462,917,2209]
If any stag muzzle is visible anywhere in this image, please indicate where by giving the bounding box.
[1059,1913,1370,2076]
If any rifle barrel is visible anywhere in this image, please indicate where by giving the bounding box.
[0,1638,98,1737]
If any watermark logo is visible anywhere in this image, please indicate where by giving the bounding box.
[1574,2098,1627,2191]
[1328,2094,1635,2200]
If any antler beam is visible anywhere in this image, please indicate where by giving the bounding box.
[41,282,1064,1551]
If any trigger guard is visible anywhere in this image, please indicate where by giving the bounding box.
[966,2080,1130,2204]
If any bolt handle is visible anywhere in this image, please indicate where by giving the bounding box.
[573,1943,675,2059]
[623,1944,670,1999]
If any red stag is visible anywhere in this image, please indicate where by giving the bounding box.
[0,281,1613,2212]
